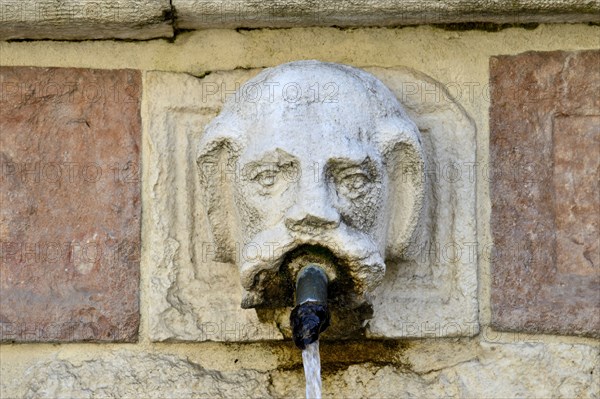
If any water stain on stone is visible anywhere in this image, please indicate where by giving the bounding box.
[266,340,411,373]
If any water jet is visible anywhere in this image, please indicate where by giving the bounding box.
[290,263,330,398]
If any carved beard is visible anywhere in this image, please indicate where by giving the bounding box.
[238,221,385,307]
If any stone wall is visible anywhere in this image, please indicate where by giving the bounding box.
[1,24,599,398]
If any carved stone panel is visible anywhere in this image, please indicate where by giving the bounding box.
[144,64,477,341]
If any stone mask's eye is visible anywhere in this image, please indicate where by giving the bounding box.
[335,167,372,199]
[343,173,368,190]
[246,160,297,194]
[252,166,279,188]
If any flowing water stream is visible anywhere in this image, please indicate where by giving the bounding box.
[302,340,322,398]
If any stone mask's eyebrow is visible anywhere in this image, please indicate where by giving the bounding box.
[325,155,380,177]
[241,149,298,179]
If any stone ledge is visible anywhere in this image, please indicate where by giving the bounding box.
[174,0,600,29]
[4,342,598,398]
[0,0,174,41]
[1,0,599,41]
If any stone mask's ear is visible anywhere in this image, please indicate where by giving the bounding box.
[197,132,242,263]
[378,118,426,261]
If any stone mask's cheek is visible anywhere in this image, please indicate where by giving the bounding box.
[329,158,385,232]
[234,169,297,239]
[233,184,261,241]
[339,182,384,233]
[231,173,265,237]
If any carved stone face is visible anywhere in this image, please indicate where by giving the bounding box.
[198,61,424,308]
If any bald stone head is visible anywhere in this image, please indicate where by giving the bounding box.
[198,60,424,308]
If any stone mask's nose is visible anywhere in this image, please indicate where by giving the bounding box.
[284,180,340,233]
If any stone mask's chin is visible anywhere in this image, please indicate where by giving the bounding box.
[238,222,386,306]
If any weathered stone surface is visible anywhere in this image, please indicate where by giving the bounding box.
[271,342,599,398]
[490,50,600,337]
[4,342,597,398]
[1,0,599,41]
[174,0,600,29]
[554,116,600,276]
[143,69,284,342]
[0,0,173,40]
[144,65,477,341]
[365,67,478,339]
[20,351,271,399]
[0,67,141,342]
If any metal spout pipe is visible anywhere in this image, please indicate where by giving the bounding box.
[295,265,329,306]
[290,264,331,350]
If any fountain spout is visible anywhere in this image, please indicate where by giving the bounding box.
[290,264,331,350]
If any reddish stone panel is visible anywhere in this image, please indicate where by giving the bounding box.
[0,67,141,342]
[553,116,599,277]
[490,50,600,337]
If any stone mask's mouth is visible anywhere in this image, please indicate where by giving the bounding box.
[238,223,385,308]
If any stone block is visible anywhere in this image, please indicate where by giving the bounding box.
[144,65,478,341]
[0,67,141,342]
[173,0,600,29]
[0,0,173,40]
[490,50,600,337]
[20,351,271,398]
[7,343,598,398]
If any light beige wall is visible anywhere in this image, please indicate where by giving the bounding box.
[1,24,599,398]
